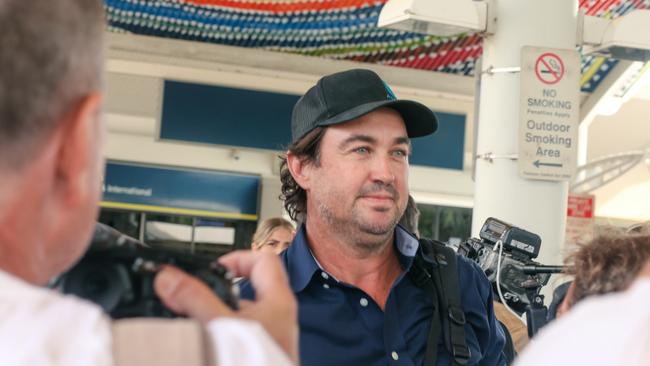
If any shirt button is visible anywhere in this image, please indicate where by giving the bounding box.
[322,283,330,289]
[321,272,329,280]
[359,298,369,307]
[391,351,399,361]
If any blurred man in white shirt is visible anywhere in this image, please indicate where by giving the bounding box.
[0,1,297,365]
[515,234,650,366]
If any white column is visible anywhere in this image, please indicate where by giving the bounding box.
[472,0,578,267]
[259,176,286,222]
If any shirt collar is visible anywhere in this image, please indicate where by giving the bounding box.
[286,225,321,293]
[395,224,419,257]
[285,224,420,293]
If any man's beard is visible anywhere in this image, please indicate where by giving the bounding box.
[316,183,403,254]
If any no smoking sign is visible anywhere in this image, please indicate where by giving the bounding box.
[519,46,579,181]
[535,52,565,85]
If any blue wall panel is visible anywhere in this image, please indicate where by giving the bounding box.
[161,81,465,170]
[409,111,465,170]
[161,81,297,151]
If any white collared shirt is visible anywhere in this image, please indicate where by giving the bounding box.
[0,270,291,366]
[515,278,650,366]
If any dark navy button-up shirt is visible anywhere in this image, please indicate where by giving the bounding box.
[240,225,506,366]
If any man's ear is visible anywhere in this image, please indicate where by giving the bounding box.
[286,151,312,191]
[53,93,103,207]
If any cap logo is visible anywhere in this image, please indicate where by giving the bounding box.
[383,81,397,101]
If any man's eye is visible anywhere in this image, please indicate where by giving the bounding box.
[392,149,408,157]
[354,147,369,154]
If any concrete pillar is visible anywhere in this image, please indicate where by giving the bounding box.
[472,0,578,267]
[259,175,285,223]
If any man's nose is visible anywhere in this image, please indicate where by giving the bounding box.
[369,155,396,185]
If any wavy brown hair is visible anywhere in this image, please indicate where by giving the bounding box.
[566,231,650,307]
[279,127,326,222]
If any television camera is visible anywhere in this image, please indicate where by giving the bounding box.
[53,223,239,318]
[458,217,564,336]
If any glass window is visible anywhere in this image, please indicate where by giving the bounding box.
[98,209,142,239]
[193,218,256,256]
[416,204,473,244]
[144,213,194,252]
[98,209,257,258]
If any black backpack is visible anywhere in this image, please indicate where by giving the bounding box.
[409,238,471,366]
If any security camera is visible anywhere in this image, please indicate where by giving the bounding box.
[377,0,493,37]
[229,148,241,161]
[580,10,650,61]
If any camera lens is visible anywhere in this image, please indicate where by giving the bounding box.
[62,261,131,313]
[81,270,111,298]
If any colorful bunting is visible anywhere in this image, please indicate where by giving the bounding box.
[105,0,649,92]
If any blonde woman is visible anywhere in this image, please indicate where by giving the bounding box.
[251,218,295,254]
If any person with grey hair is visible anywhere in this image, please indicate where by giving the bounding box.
[0,1,296,365]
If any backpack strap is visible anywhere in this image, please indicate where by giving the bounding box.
[417,239,471,366]
[408,246,442,366]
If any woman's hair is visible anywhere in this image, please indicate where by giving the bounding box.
[252,217,295,250]
[565,229,650,307]
[279,127,326,222]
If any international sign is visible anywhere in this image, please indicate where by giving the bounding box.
[519,47,580,181]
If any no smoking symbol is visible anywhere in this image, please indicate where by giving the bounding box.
[535,52,564,85]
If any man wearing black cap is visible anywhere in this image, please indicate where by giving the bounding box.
[241,69,505,365]
[0,1,297,364]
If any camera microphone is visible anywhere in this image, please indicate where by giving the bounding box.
[522,265,565,275]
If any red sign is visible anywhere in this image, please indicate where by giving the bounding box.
[567,194,594,218]
[535,52,565,85]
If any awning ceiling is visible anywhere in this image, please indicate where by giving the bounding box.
[104,0,649,93]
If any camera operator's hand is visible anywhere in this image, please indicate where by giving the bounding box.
[153,251,298,364]
[218,251,299,364]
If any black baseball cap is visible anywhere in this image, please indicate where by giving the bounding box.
[291,69,438,143]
